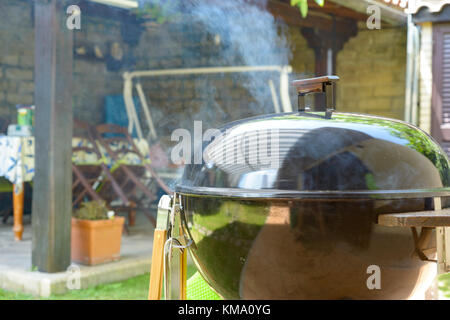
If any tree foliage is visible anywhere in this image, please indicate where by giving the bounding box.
[291,0,325,18]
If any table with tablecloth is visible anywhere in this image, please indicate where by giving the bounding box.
[0,135,154,241]
[0,136,154,184]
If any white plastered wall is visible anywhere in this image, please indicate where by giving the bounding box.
[419,22,433,134]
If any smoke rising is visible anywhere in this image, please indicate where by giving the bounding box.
[187,0,292,113]
[133,0,295,188]
[135,0,293,128]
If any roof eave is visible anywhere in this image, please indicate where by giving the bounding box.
[329,0,407,26]
[406,1,450,14]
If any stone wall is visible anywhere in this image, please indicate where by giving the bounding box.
[72,15,129,125]
[130,21,316,143]
[0,0,34,122]
[287,27,315,77]
[337,24,407,120]
[0,0,310,141]
[0,0,407,138]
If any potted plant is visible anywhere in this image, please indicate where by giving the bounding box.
[71,201,125,265]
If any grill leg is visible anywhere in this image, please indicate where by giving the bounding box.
[148,229,167,300]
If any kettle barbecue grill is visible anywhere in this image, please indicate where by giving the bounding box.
[149,75,450,300]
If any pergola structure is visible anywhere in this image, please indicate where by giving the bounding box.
[32,0,406,272]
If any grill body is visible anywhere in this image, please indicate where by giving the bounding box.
[176,112,450,299]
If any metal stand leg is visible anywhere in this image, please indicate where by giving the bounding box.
[180,231,187,300]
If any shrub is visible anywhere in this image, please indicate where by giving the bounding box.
[73,201,109,220]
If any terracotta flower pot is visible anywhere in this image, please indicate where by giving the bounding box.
[71,216,125,265]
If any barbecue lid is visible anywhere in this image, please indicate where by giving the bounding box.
[176,76,450,199]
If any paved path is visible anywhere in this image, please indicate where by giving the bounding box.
[0,213,155,297]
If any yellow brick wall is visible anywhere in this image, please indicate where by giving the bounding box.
[288,27,315,77]
[336,26,407,119]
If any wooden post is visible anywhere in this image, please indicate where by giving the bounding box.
[301,23,357,109]
[32,0,73,273]
[148,229,167,300]
[434,197,447,274]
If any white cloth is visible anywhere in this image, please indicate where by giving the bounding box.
[0,136,34,185]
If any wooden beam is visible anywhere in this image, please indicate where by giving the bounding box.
[78,0,136,21]
[32,0,73,273]
[307,0,369,21]
[276,0,369,21]
[267,0,357,35]
[328,0,407,26]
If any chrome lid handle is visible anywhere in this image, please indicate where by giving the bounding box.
[292,75,339,117]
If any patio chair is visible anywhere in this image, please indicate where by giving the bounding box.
[73,120,148,231]
[93,123,172,224]
[72,120,130,209]
[73,120,108,206]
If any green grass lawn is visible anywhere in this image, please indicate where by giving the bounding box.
[0,273,151,300]
[2,267,450,300]
[438,273,450,299]
[0,265,198,300]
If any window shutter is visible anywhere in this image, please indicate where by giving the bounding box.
[432,24,450,156]
[441,32,450,125]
